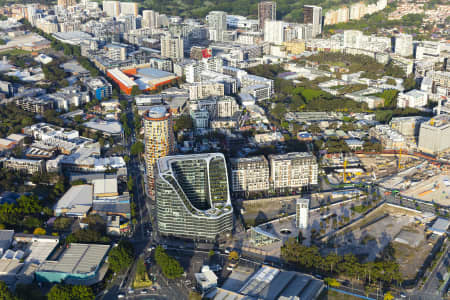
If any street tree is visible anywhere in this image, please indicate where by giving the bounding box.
[0,281,17,300]
[108,241,134,274]
[228,251,239,261]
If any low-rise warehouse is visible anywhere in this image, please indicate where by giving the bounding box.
[36,243,110,285]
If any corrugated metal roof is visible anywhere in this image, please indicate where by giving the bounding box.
[38,243,110,275]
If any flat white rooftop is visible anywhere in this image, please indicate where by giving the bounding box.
[55,185,93,212]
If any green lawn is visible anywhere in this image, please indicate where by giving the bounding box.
[294,87,327,102]
[351,205,371,214]
[0,48,31,56]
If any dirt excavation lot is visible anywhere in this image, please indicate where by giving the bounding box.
[392,236,434,281]
[325,204,436,280]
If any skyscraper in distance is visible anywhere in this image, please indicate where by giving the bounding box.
[303,5,322,37]
[57,0,77,8]
[143,106,175,197]
[160,35,184,60]
[258,1,276,30]
[142,10,159,28]
[395,33,413,57]
[263,20,285,44]
[119,2,138,16]
[206,11,227,41]
[102,0,120,17]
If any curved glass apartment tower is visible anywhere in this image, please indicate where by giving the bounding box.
[155,153,233,241]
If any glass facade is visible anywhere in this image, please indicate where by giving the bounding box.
[155,153,233,241]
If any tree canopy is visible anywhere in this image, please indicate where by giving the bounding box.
[376,90,399,108]
[0,104,35,138]
[0,281,17,300]
[108,240,134,274]
[154,246,184,279]
[173,115,193,132]
[281,239,402,286]
[47,284,94,300]
[0,194,46,230]
[33,227,46,235]
[130,141,145,156]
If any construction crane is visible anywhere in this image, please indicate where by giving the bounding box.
[343,159,348,183]
[398,149,402,169]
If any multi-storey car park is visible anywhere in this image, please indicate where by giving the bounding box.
[155,153,233,241]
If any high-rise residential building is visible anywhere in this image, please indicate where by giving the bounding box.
[206,11,227,42]
[418,115,450,155]
[185,57,224,83]
[160,35,184,60]
[268,152,318,191]
[390,116,428,143]
[105,43,127,61]
[303,5,322,37]
[83,77,112,101]
[155,153,233,241]
[263,20,285,44]
[190,109,209,129]
[187,82,225,100]
[143,106,175,196]
[142,10,159,28]
[258,1,276,30]
[217,96,239,118]
[25,5,38,25]
[395,34,413,57]
[0,80,13,97]
[324,6,349,25]
[57,0,77,8]
[230,152,317,195]
[337,6,350,23]
[296,23,313,41]
[119,2,138,16]
[349,2,366,20]
[102,1,120,17]
[230,156,270,194]
[296,198,309,229]
[431,71,450,89]
[343,30,363,49]
[377,0,387,10]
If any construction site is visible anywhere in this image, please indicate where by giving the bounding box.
[322,204,437,281]
[402,174,450,206]
[379,161,449,206]
[323,152,424,185]
[357,153,423,180]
